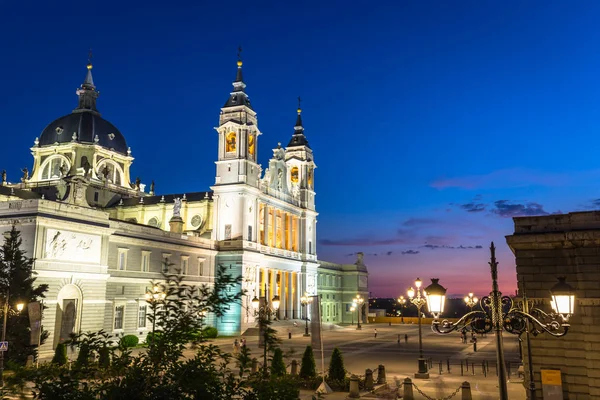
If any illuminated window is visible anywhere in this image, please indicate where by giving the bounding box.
[290,166,299,183]
[248,134,255,156]
[40,156,69,180]
[226,132,236,153]
[96,160,123,185]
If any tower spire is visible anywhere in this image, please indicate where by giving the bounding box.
[287,97,310,148]
[75,49,99,113]
[223,47,252,109]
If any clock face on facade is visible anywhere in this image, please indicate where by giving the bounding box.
[191,214,203,228]
[248,134,255,156]
[290,166,299,183]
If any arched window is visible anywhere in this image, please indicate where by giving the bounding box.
[40,156,70,180]
[226,132,237,153]
[290,166,299,183]
[96,160,123,185]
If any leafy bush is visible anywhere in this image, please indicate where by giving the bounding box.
[120,334,139,348]
[98,346,110,368]
[270,347,286,377]
[300,345,316,379]
[51,344,67,366]
[202,326,218,339]
[145,332,162,345]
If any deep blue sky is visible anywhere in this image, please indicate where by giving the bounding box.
[2,1,600,297]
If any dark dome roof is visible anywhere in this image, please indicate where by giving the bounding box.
[39,110,128,155]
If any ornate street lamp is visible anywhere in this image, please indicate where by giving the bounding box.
[397,295,407,323]
[354,295,364,330]
[430,243,576,400]
[251,292,281,377]
[300,292,313,337]
[407,278,430,379]
[464,292,478,311]
[145,285,167,337]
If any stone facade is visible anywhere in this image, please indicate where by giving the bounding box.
[506,211,600,399]
[0,57,369,355]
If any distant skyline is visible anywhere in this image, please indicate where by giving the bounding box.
[2,1,600,298]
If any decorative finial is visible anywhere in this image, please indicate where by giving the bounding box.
[237,45,243,67]
[87,48,93,70]
[297,96,302,114]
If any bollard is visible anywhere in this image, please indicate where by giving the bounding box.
[439,360,443,375]
[460,361,464,376]
[461,381,472,400]
[482,361,486,377]
[288,332,292,339]
[447,358,451,373]
[251,358,258,374]
[348,375,361,398]
[471,362,475,376]
[364,369,374,390]
[403,377,414,400]
[291,359,298,376]
[377,364,386,384]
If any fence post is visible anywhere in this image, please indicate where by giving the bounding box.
[377,364,386,384]
[461,381,472,400]
[403,377,414,400]
[291,360,298,376]
[348,375,361,398]
[365,369,374,391]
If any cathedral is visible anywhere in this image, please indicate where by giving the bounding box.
[0,56,368,354]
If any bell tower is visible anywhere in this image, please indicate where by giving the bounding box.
[285,99,316,211]
[215,50,262,188]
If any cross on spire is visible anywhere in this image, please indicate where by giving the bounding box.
[297,96,302,113]
[237,45,242,62]
[88,48,93,66]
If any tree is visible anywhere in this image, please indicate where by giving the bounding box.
[270,347,286,377]
[0,225,48,365]
[328,347,345,381]
[51,343,67,366]
[300,345,316,379]
[236,344,252,377]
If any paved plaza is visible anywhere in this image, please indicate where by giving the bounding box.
[209,321,527,399]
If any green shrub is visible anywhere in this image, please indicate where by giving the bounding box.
[98,347,110,368]
[270,347,286,377]
[51,343,67,366]
[299,345,316,379]
[145,332,162,345]
[120,335,139,348]
[328,347,346,381]
[202,326,218,339]
[75,343,90,368]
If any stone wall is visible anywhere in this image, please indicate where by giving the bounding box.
[506,211,600,400]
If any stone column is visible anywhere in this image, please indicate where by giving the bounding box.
[287,271,294,319]
[272,208,278,248]
[280,271,286,319]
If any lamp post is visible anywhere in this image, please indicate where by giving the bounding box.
[464,292,478,311]
[300,292,313,337]
[145,285,166,337]
[430,243,575,400]
[251,293,280,377]
[0,292,24,387]
[407,278,446,379]
[397,295,407,323]
[354,295,364,330]
[350,305,355,325]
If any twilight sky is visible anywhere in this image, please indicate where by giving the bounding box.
[2,1,600,298]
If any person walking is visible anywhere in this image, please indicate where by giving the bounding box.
[374,328,377,338]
